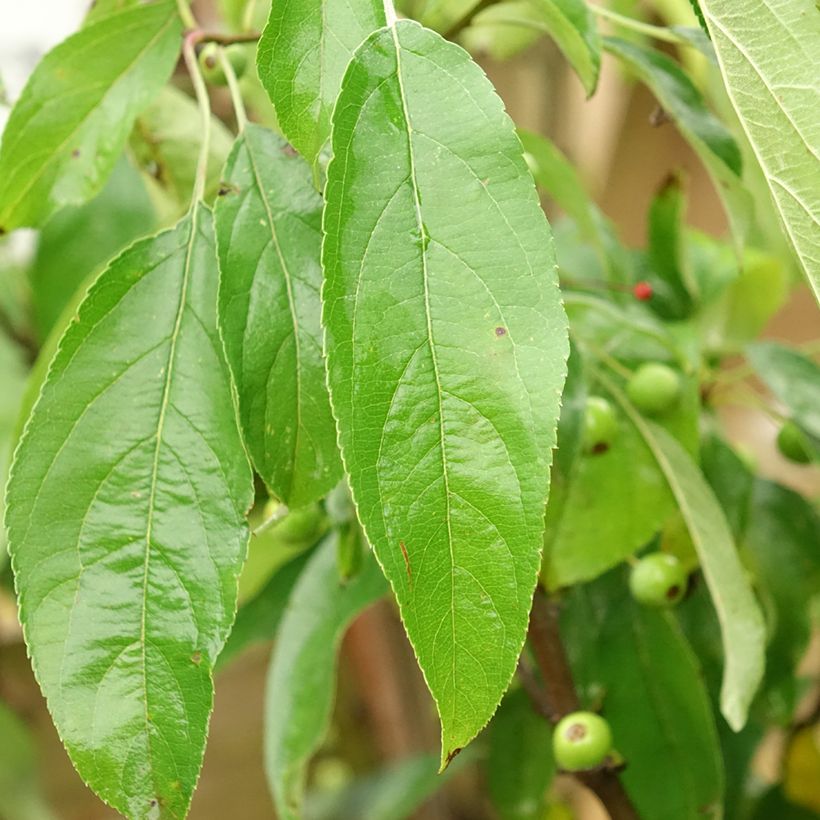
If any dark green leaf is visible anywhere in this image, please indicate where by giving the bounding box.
[0,2,182,231]
[257,0,386,168]
[30,156,156,341]
[5,206,254,817]
[750,786,820,820]
[700,433,753,538]
[747,341,820,440]
[264,534,387,820]
[603,36,752,247]
[215,125,342,506]
[323,19,568,763]
[563,570,724,819]
[487,689,554,820]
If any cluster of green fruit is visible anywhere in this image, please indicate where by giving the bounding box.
[583,362,680,455]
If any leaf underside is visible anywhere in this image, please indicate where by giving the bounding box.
[322,20,569,764]
[6,207,253,819]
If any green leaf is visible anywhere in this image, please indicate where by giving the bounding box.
[603,36,752,248]
[5,206,254,818]
[700,433,753,538]
[84,0,143,25]
[517,0,601,95]
[607,381,766,730]
[30,156,156,341]
[217,548,313,670]
[215,125,342,506]
[487,688,554,820]
[130,86,235,221]
[746,341,820,440]
[323,19,569,763]
[562,570,724,819]
[257,0,386,168]
[698,0,820,300]
[264,534,387,820]
[543,364,699,588]
[0,2,182,231]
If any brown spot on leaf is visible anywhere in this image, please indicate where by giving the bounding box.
[191,651,202,665]
[71,148,81,158]
[591,442,610,455]
[445,747,463,766]
[281,143,298,157]
[495,326,507,337]
[649,106,671,127]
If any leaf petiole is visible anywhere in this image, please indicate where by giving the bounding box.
[182,30,211,204]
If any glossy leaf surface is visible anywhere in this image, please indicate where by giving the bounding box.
[698,0,820,299]
[257,0,386,167]
[563,571,724,819]
[323,20,568,762]
[604,36,752,246]
[616,394,766,730]
[0,2,181,231]
[6,207,254,818]
[215,125,342,506]
[264,535,387,820]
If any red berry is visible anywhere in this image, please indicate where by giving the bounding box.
[633,281,653,301]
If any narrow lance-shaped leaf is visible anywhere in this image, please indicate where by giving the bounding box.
[0,1,182,231]
[265,534,387,820]
[256,0,386,168]
[603,36,752,250]
[697,0,820,300]
[603,374,766,730]
[323,19,569,764]
[215,124,342,507]
[5,206,254,818]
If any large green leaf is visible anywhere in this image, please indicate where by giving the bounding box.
[30,156,156,341]
[0,2,181,231]
[747,341,820,440]
[604,36,752,247]
[563,570,724,819]
[323,19,569,763]
[5,206,254,818]
[698,0,820,299]
[215,125,342,506]
[608,382,766,730]
[257,0,386,168]
[264,534,387,820]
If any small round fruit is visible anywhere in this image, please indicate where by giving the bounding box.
[776,420,812,465]
[198,43,248,86]
[629,552,688,607]
[583,396,618,454]
[553,711,613,772]
[633,281,653,301]
[627,362,681,415]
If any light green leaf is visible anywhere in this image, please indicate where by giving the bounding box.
[215,125,342,506]
[698,0,820,300]
[30,156,156,341]
[130,86,235,221]
[514,0,601,95]
[0,2,181,231]
[264,534,387,820]
[84,0,143,26]
[563,570,724,819]
[323,19,568,764]
[608,380,766,730]
[604,36,753,248]
[257,0,386,168]
[5,206,254,818]
[487,689,554,820]
[746,341,820,440]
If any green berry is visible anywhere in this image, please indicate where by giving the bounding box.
[627,363,681,415]
[583,396,618,454]
[776,420,812,465]
[275,504,326,544]
[629,552,688,607]
[552,711,613,772]
[198,43,248,86]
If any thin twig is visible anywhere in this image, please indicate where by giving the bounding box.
[525,588,641,820]
[201,31,262,45]
[219,48,248,131]
[591,5,688,45]
[443,0,499,40]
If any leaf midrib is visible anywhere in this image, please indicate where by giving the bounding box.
[389,22,458,700]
